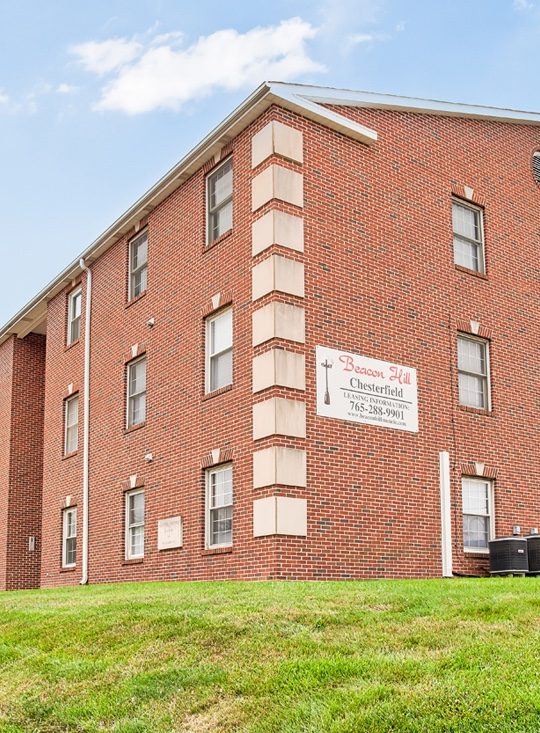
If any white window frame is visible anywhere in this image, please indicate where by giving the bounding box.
[205,307,233,393]
[205,464,233,549]
[64,394,79,455]
[452,199,485,274]
[462,477,495,554]
[128,229,148,301]
[206,157,233,245]
[126,356,147,428]
[457,334,491,410]
[62,507,77,568]
[125,489,145,560]
[532,151,540,184]
[67,287,82,345]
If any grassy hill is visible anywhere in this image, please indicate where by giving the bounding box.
[0,578,539,732]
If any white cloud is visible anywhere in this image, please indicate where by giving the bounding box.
[513,0,534,8]
[74,18,323,115]
[57,83,78,94]
[0,90,9,105]
[70,37,143,75]
[348,32,390,44]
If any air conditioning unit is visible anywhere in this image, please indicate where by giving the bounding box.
[526,535,540,575]
[488,537,528,575]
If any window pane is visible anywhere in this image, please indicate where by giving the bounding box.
[66,425,78,454]
[131,235,148,270]
[210,162,232,208]
[211,467,233,509]
[70,316,80,343]
[72,291,82,319]
[463,514,489,549]
[210,350,232,391]
[210,310,232,355]
[130,393,146,425]
[129,360,146,396]
[66,396,78,427]
[66,536,76,565]
[130,525,144,556]
[462,480,489,514]
[453,203,479,241]
[458,338,485,375]
[129,492,144,525]
[210,201,232,240]
[458,373,486,408]
[453,236,479,271]
[67,510,77,537]
[132,267,147,298]
[211,506,232,546]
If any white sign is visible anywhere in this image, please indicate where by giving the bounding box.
[316,346,418,432]
[157,516,183,550]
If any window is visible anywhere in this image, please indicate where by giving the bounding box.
[129,230,148,300]
[462,478,494,552]
[206,158,232,244]
[64,394,79,455]
[127,357,146,427]
[125,490,144,559]
[533,152,540,185]
[206,464,233,548]
[457,335,490,409]
[452,200,485,273]
[62,507,77,567]
[67,287,82,345]
[205,308,233,393]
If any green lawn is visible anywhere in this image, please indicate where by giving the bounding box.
[0,578,539,732]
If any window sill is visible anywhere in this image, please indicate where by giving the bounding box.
[455,265,488,280]
[464,549,489,556]
[202,546,233,556]
[60,566,77,573]
[62,451,78,461]
[122,558,144,565]
[64,339,80,352]
[204,228,233,253]
[125,290,147,309]
[124,422,146,435]
[202,384,233,401]
[458,405,493,417]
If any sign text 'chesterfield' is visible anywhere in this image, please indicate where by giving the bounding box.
[316,346,419,433]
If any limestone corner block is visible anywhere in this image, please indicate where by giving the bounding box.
[252,302,305,346]
[253,496,308,537]
[251,121,304,169]
[252,348,305,393]
[253,397,306,440]
[251,165,303,212]
[253,446,307,488]
[252,254,304,301]
[252,210,304,257]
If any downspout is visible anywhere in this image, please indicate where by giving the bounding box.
[79,258,92,585]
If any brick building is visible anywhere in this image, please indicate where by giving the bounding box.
[1,82,540,589]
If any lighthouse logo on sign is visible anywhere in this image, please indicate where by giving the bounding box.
[316,346,419,433]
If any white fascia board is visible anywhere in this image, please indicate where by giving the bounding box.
[267,84,378,144]
[269,82,540,126]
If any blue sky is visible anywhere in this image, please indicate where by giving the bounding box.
[0,0,538,326]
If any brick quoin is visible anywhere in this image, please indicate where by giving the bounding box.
[1,83,540,588]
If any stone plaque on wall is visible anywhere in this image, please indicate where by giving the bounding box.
[157,516,182,550]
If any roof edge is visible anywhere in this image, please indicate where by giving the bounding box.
[0,83,380,346]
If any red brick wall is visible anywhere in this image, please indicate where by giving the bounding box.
[0,334,45,589]
[36,102,540,585]
[0,337,15,589]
